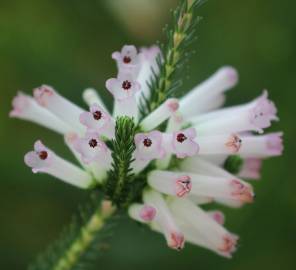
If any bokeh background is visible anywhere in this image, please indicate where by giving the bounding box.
[0,0,295,269]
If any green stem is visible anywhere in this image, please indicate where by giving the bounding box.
[151,0,196,111]
[52,201,115,270]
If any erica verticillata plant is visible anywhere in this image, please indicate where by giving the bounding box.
[10,0,283,269]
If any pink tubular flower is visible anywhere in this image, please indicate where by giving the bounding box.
[73,131,111,167]
[33,85,85,134]
[134,131,166,161]
[249,90,278,130]
[148,170,253,204]
[239,132,284,158]
[112,45,141,78]
[238,158,263,180]
[169,198,238,258]
[191,90,278,136]
[106,73,141,101]
[79,104,115,138]
[25,141,93,188]
[179,66,238,118]
[10,92,73,135]
[106,73,141,119]
[144,190,185,250]
[171,128,200,158]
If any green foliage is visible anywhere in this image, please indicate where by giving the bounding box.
[139,0,206,118]
[28,193,118,270]
[224,155,244,175]
[104,117,137,208]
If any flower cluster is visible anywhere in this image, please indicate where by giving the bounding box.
[10,44,283,258]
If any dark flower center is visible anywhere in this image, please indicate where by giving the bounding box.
[93,110,102,120]
[123,56,131,64]
[143,138,152,147]
[176,133,187,143]
[39,151,48,160]
[122,80,132,90]
[89,139,98,148]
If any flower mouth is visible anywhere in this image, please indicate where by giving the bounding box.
[89,139,98,148]
[176,133,187,143]
[143,138,152,147]
[123,56,131,64]
[93,110,102,120]
[38,151,48,160]
[225,134,242,153]
[122,80,132,90]
[176,176,192,197]
[170,232,185,251]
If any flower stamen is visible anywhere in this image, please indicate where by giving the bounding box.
[38,151,48,160]
[93,110,102,120]
[89,139,98,148]
[176,133,187,143]
[122,80,132,90]
[143,138,152,147]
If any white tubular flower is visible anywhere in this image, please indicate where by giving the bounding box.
[179,66,238,118]
[148,170,254,203]
[143,190,185,250]
[128,203,157,223]
[79,104,115,139]
[106,73,141,119]
[192,90,278,135]
[238,158,262,180]
[169,198,238,258]
[238,132,284,158]
[136,46,161,102]
[24,140,93,188]
[33,85,85,134]
[140,98,179,131]
[82,88,108,112]
[112,45,141,78]
[10,92,73,135]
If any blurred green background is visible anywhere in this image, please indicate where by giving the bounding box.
[0,0,295,269]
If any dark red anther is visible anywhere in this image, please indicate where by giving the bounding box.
[39,151,48,160]
[93,111,102,120]
[122,80,132,90]
[143,138,152,147]
[176,133,187,143]
[89,139,98,148]
[123,56,131,64]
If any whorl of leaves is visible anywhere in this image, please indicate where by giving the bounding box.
[28,193,118,270]
[104,117,138,208]
[139,0,206,118]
